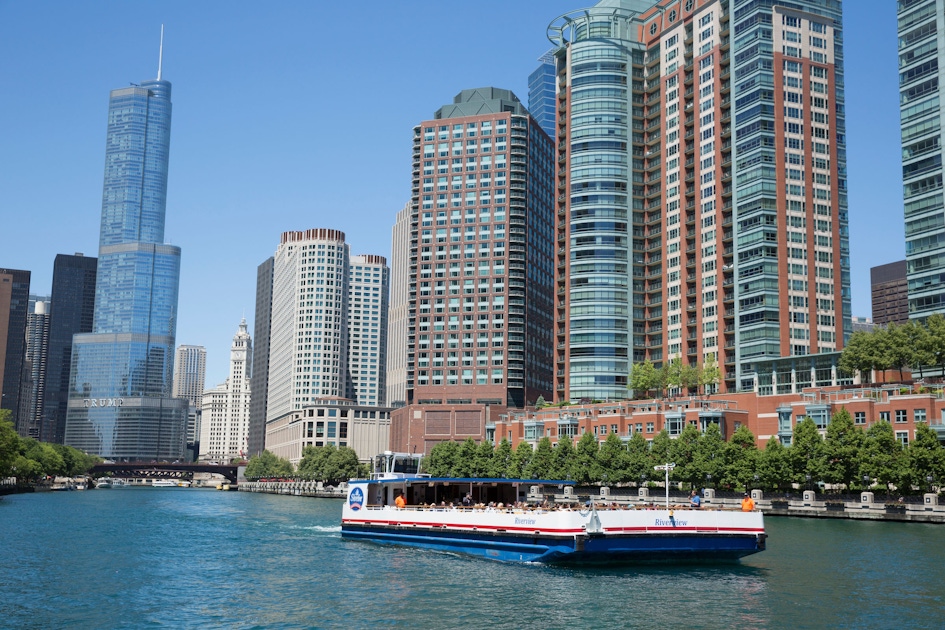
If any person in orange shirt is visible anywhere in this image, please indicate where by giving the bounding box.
[741,493,755,512]
[394,491,406,509]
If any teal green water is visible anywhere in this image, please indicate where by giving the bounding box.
[1,489,942,629]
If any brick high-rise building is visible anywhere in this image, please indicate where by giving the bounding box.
[871,260,908,326]
[390,87,555,453]
[549,0,848,399]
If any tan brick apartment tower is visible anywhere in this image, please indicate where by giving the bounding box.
[389,88,555,454]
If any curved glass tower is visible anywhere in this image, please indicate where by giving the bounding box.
[549,1,655,402]
[64,44,186,460]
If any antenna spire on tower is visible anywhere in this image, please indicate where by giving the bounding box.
[157,24,165,80]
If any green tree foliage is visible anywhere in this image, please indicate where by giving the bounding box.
[860,420,904,493]
[508,440,532,478]
[927,314,945,376]
[839,315,945,380]
[670,424,702,487]
[0,412,99,481]
[11,455,42,481]
[454,438,479,477]
[906,423,945,490]
[789,417,826,485]
[552,435,577,481]
[0,412,20,478]
[625,432,651,483]
[838,330,880,382]
[425,441,460,477]
[525,437,554,479]
[245,450,294,479]
[629,359,659,398]
[822,407,865,489]
[490,438,513,478]
[719,425,758,490]
[471,440,494,478]
[649,430,673,473]
[757,438,792,491]
[700,353,721,395]
[679,363,701,395]
[598,432,631,483]
[22,439,65,477]
[571,432,599,483]
[693,422,725,486]
[666,356,684,392]
[296,445,364,485]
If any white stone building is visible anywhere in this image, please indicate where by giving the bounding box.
[348,254,389,407]
[265,397,392,466]
[386,204,409,408]
[199,319,252,462]
[267,229,351,422]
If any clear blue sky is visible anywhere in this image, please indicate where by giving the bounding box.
[0,0,902,385]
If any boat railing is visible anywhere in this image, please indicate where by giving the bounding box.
[360,503,749,513]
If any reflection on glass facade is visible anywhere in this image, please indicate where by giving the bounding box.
[528,50,558,139]
[64,69,186,460]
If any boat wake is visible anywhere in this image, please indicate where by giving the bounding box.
[291,525,341,533]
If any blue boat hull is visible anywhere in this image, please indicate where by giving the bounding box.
[341,524,765,564]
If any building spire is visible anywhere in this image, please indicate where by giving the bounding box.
[157,24,164,80]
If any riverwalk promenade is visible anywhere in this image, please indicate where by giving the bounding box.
[238,480,945,523]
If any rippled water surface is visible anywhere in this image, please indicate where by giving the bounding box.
[1,489,942,629]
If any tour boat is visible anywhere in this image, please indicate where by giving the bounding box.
[150,479,177,487]
[340,453,766,564]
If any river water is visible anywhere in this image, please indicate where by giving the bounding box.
[0,488,942,629]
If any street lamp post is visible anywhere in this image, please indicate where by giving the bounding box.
[654,463,676,510]
[862,475,870,491]
[805,474,812,493]
[927,474,934,494]
[705,473,712,491]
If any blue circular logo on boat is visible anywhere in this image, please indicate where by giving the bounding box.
[349,487,364,511]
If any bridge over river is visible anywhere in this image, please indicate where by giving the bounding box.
[89,462,242,484]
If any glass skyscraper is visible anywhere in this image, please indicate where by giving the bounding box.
[64,47,187,460]
[899,0,944,320]
[528,50,559,140]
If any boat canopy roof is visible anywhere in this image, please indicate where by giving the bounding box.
[359,476,576,486]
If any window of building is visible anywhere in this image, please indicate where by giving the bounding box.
[854,411,866,425]
[895,410,907,423]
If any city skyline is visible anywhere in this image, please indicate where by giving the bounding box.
[0,1,904,384]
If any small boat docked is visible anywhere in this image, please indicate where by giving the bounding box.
[95,479,113,489]
[341,453,766,564]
